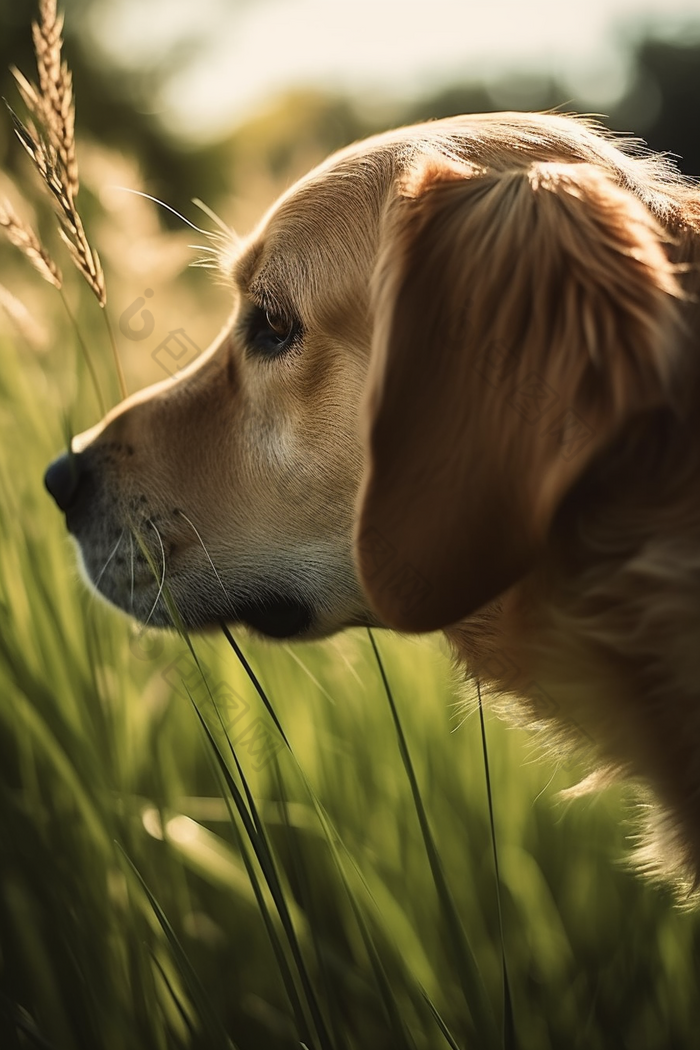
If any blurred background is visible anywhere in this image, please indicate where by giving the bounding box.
[4,0,700,226]
[1,2,700,1049]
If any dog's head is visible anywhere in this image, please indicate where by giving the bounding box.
[44,113,687,639]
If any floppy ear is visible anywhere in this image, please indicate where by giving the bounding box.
[356,157,681,631]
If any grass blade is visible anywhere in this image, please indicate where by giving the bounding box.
[477,682,517,1050]
[221,624,291,747]
[116,844,235,1050]
[422,990,463,1050]
[185,679,334,1050]
[148,948,197,1047]
[271,760,353,1050]
[0,994,58,1050]
[221,631,421,1048]
[367,629,499,1047]
[189,697,319,1047]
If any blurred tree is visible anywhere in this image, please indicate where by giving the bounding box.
[611,36,700,176]
[0,0,698,214]
[226,89,371,177]
[0,0,240,212]
[398,40,700,178]
[401,78,555,126]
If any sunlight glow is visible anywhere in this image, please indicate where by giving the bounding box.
[89,0,700,141]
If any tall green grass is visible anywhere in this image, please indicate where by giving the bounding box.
[1,311,700,1050]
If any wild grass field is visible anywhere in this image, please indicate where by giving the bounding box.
[2,4,700,1049]
[3,199,700,1050]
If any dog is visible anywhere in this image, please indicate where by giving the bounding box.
[44,112,700,898]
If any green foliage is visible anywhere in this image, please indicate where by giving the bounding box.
[1,310,700,1049]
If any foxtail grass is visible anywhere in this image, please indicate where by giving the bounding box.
[6,0,126,399]
[0,196,62,288]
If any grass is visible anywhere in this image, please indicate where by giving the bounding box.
[1,314,700,1049]
[1,4,700,1045]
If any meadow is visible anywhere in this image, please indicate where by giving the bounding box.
[3,194,700,1050]
[2,6,700,1048]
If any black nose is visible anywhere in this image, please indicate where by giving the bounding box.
[44,452,83,512]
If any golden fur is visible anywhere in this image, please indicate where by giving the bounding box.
[53,113,700,899]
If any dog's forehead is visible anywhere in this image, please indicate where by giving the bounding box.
[230,111,624,302]
[234,147,400,305]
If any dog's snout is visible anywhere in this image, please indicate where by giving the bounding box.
[44,451,85,512]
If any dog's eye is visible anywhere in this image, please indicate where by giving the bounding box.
[247,305,301,358]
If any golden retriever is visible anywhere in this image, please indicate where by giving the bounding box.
[44,112,700,898]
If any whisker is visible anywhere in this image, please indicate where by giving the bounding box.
[129,531,135,612]
[192,197,236,239]
[143,520,167,627]
[188,244,227,268]
[190,258,222,270]
[92,529,124,593]
[176,509,230,601]
[107,186,212,236]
